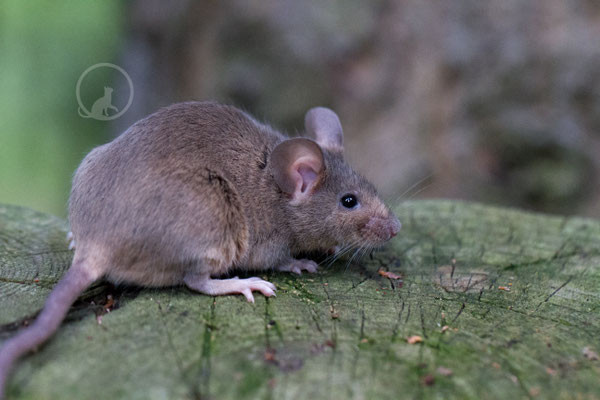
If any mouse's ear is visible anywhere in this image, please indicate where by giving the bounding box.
[271,138,324,204]
[304,107,343,152]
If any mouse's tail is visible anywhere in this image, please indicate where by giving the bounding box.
[0,258,102,398]
[78,107,91,118]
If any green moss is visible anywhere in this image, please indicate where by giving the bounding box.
[1,200,599,399]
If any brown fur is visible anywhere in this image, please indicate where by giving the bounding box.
[69,101,398,284]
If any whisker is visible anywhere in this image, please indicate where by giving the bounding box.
[404,182,433,201]
[358,245,372,265]
[320,243,353,265]
[319,241,358,268]
[328,242,358,267]
[345,245,364,272]
[387,174,434,206]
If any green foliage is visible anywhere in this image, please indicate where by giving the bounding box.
[0,0,122,217]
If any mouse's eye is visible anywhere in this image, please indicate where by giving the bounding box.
[340,193,359,209]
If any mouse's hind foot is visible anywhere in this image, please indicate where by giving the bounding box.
[276,258,318,275]
[185,274,276,303]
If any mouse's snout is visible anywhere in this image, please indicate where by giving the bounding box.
[362,214,401,244]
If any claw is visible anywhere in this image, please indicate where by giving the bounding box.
[242,288,255,303]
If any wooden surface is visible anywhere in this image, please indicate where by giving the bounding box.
[0,201,599,400]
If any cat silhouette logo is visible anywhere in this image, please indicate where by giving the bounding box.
[76,63,134,121]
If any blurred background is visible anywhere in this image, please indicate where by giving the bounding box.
[1,0,599,219]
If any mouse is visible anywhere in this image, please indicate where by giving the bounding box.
[0,101,400,396]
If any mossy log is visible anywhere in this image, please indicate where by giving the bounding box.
[1,201,599,400]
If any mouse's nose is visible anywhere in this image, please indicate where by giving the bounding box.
[364,215,402,242]
[389,217,401,238]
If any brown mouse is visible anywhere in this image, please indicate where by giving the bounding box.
[0,101,400,396]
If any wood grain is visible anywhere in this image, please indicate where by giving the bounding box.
[1,201,599,399]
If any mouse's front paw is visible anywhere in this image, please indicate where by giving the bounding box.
[277,259,318,275]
